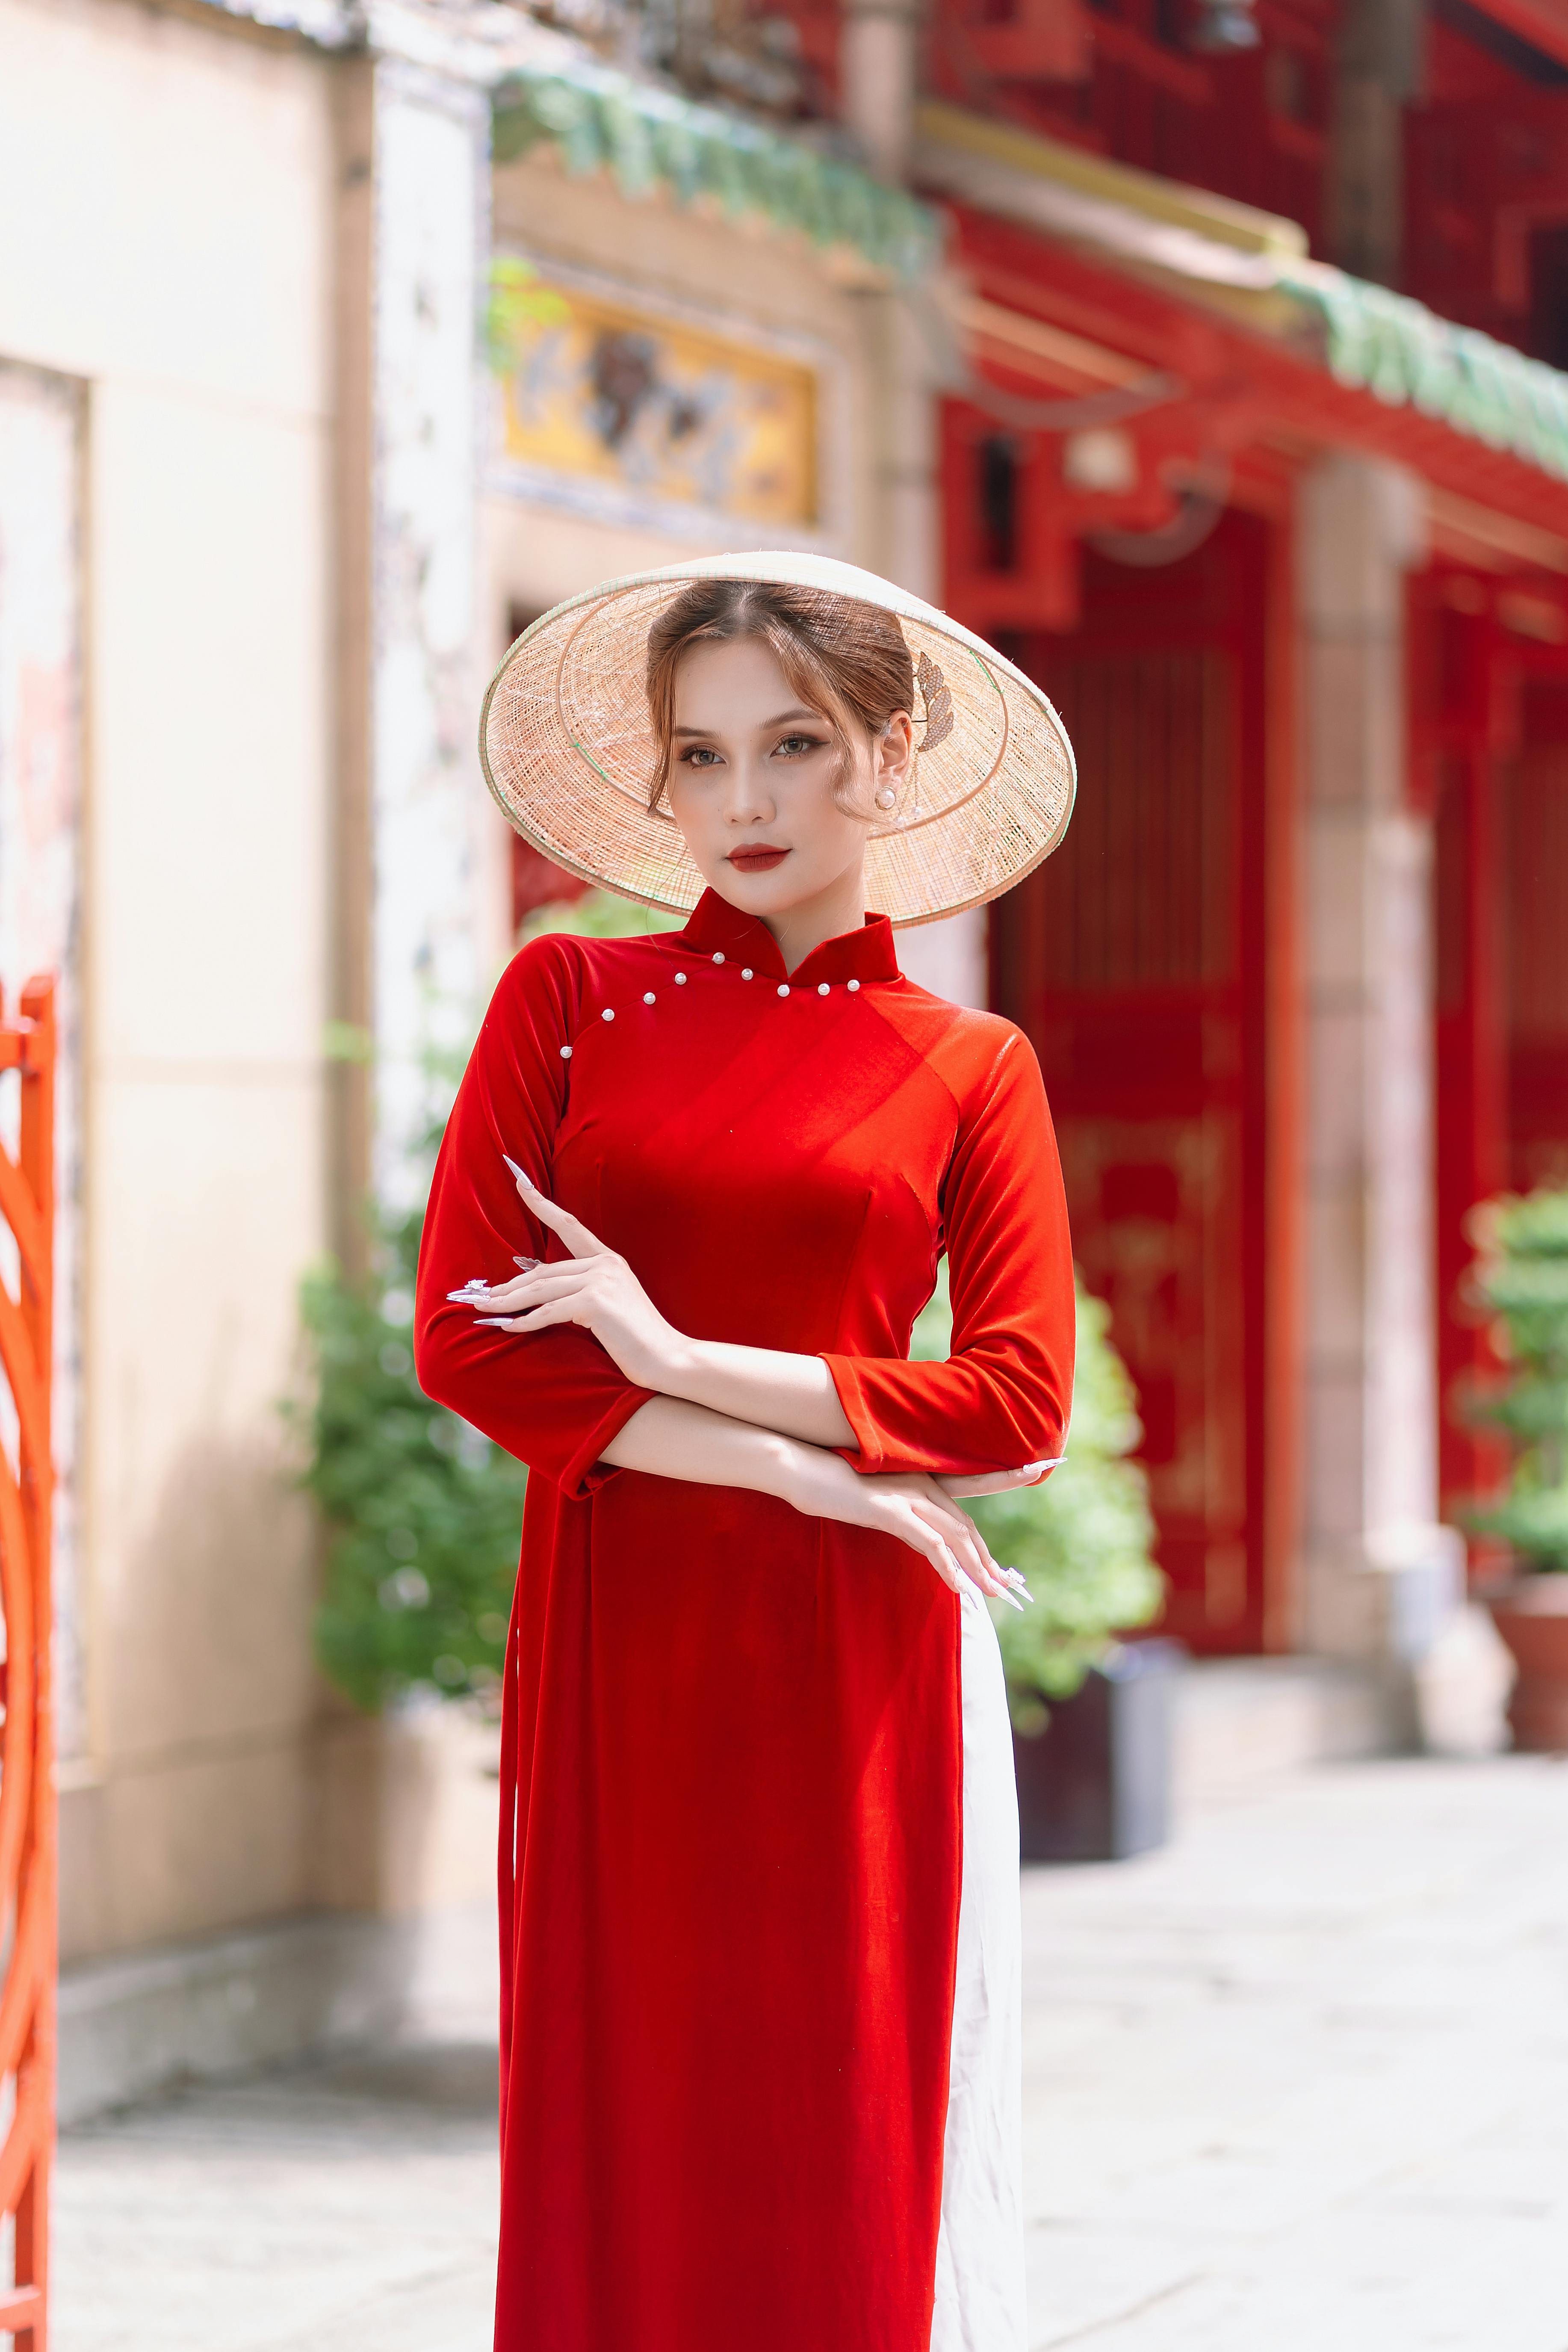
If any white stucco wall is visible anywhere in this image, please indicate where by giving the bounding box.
[0,0,334,1960]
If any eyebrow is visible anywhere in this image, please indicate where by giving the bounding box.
[671,707,826,737]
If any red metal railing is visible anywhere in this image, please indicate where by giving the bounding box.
[0,980,56,2349]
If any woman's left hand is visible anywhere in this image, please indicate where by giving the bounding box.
[938,1461,1060,1501]
[450,1160,682,1391]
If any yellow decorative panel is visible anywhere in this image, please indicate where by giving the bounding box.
[498,275,818,528]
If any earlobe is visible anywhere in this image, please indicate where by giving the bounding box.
[873,712,916,807]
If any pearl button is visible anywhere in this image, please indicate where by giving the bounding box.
[602,1008,614,1022]
[741,968,753,981]
[643,991,656,1005]
[559,1045,572,1059]
[674,972,687,985]
[777,984,789,998]
[847,978,861,993]
[817,982,830,996]
[712,952,725,964]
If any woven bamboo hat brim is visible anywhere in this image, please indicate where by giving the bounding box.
[479,551,1075,928]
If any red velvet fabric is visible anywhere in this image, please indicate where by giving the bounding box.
[415,889,1074,2352]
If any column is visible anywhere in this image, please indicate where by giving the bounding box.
[840,0,920,185]
[331,43,497,1236]
[842,3,986,1006]
[319,27,505,1912]
[1296,452,1463,1662]
[1325,0,1423,285]
[370,57,495,1203]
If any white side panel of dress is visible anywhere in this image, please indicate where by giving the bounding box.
[931,1595,1028,2352]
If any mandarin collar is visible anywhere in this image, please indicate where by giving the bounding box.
[674,888,902,986]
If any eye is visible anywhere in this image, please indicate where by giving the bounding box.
[678,744,723,768]
[774,731,826,759]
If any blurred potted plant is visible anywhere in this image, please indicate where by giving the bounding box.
[292,1022,533,1717]
[912,1270,1172,1860]
[294,1194,528,1714]
[1461,1185,1568,1751]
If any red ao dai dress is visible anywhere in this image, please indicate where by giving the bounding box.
[414,887,1075,2352]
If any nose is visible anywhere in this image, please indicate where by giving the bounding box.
[721,753,775,827]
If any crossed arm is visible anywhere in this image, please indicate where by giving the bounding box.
[450,1159,1050,1606]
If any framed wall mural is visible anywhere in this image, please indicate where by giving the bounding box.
[490,255,829,541]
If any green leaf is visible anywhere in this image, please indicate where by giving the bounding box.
[291,1197,528,1714]
[484,254,571,379]
[1454,1182,1568,1572]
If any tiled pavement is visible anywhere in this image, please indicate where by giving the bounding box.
[1017,1757,1568,2350]
[58,1755,1568,2351]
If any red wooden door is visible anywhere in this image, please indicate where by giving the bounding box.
[1427,591,1568,1533]
[1508,690,1568,1195]
[989,516,1272,1651]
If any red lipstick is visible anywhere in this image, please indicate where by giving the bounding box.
[726,846,789,872]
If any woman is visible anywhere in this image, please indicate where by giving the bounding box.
[415,554,1078,2352]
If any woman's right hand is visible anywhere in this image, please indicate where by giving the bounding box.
[777,1442,1012,1602]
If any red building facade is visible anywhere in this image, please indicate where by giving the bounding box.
[896,0,1568,1654]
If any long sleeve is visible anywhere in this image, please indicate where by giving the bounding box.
[414,937,655,1498]
[821,1028,1074,1478]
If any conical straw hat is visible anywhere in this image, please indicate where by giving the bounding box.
[478,550,1075,928]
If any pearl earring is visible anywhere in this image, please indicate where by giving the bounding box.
[875,788,896,810]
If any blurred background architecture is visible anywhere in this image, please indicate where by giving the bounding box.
[3,0,1567,2115]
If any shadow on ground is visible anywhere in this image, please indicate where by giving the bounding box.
[57,2038,504,2352]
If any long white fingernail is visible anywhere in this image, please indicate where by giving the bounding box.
[502,1154,534,1188]
[997,1587,1026,1612]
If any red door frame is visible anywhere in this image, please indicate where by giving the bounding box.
[1260,506,1301,1654]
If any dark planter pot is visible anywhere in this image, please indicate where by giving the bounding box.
[1013,1639,1184,1864]
[1488,1579,1568,1752]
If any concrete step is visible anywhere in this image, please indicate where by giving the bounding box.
[1172,1655,1409,1815]
[59,1898,498,2129]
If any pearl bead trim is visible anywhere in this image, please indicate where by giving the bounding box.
[555,951,876,1064]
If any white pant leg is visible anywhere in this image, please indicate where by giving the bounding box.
[931,1596,1028,2352]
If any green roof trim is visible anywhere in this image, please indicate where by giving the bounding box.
[492,61,939,285]
[1282,266,1568,487]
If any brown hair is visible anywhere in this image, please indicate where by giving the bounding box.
[644,578,915,814]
